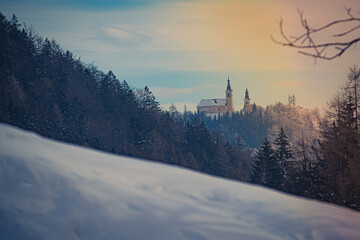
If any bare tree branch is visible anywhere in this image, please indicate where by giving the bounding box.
[333,24,360,37]
[272,8,360,60]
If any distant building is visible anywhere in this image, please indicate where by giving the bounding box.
[243,88,252,113]
[288,94,296,107]
[197,77,234,118]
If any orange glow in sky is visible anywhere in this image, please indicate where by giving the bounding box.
[1,0,359,111]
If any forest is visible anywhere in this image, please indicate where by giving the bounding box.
[246,66,360,210]
[1,13,359,210]
[0,13,253,182]
[201,103,320,149]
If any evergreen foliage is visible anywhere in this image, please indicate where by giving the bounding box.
[316,91,360,209]
[286,137,317,197]
[0,13,252,182]
[273,127,293,178]
[250,138,274,184]
[201,103,320,150]
[202,108,268,148]
[250,130,290,190]
[2,12,360,211]
[275,66,360,211]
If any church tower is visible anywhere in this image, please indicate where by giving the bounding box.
[244,88,251,113]
[226,77,234,117]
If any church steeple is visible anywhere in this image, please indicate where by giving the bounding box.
[227,76,232,91]
[245,87,250,100]
[244,87,251,113]
[226,76,234,117]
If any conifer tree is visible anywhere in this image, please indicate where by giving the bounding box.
[265,150,284,189]
[251,138,274,185]
[274,127,293,177]
[288,137,316,196]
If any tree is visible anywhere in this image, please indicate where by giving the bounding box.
[250,137,283,189]
[289,137,316,196]
[169,103,181,121]
[316,78,360,209]
[272,8,360,61]
[273,127,293,178]
[344,65,360,129]
[135,86,160,114]
[0,12,260,193]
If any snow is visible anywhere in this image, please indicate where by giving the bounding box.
[1,123,360,240]
[197,98,227,107]
[265,104,321,147]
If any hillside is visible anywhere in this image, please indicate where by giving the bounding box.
[203,103,321,149]
[1,123,360,240]
[0,12,252,181]
[264,104,321,146]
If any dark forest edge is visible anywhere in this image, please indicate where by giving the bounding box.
[0,13,253,181]
[249,65,360,210]
[1,13,359,211]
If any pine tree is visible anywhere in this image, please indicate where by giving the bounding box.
[288,137,316,196]
[251,138,274,185]
[274,127,293,177]
[265,150,283,189]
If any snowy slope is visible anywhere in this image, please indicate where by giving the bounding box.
[1,124,360,240]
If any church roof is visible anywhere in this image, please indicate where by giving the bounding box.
[197,98,227,107]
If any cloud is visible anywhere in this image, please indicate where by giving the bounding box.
[104,27,135,40]
[272,81,303,88]
[151,84,219,98]
[90,26,152,48]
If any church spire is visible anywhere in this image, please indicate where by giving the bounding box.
[245,87,250,100]
[227,76,232,91]
[225,76,234,116]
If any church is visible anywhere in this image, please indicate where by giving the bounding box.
[197,77,251,117]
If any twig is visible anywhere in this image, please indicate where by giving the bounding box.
[272,8,360,60]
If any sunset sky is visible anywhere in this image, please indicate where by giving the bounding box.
[2,0,359,112]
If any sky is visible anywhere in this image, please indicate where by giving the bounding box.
[1,0,359,112]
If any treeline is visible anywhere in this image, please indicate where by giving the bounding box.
[201,103,320,149]
[2,13,359,211]
[0,13,252,181]
[250,128,317,197]
[201,106,269,148]
[315,67,360,210]
[248,66,360,211]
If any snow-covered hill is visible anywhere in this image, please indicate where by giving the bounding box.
[1,124,360,240]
